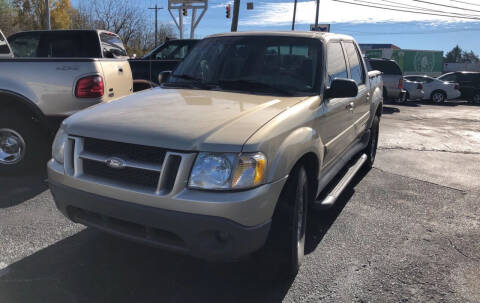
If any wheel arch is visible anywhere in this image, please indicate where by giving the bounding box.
[0,90,49,133]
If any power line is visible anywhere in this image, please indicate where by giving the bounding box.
[413,0,480,14]
[338,27,480,36]
[450,0,480,8]
[356,0,480,18]
[331,0,480,20]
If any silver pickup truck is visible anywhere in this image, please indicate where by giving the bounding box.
[0,30,133,174]
[48,32,383,275]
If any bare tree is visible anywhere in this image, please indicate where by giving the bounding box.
[73,0,175,56]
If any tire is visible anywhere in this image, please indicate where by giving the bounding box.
[396,92,407,104]
[431,90,446,104]
[365,115,379,168]
[267,165,309,277]
[472,92,480,105]
[0,111,49,175]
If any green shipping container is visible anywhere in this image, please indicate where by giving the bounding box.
[365,49,444,75]
[391,50,443,74]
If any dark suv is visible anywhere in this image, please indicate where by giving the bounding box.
[438,72,480,104]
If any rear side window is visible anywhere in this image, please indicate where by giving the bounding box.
[44,32,100,57]
[327,42,348,86]
[440,73,457,82]
[8,32,41,57]
[100,33,127,57]
[344,42,365,85]
[369,59,402,75]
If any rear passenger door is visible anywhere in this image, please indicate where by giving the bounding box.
[343,41,369,137]
[319,41,357,167]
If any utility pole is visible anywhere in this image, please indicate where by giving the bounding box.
[231,0,240,32]
[292,0,298,30]
[148,5,163,47]
[315,0,320,27]
[45,0,50,30]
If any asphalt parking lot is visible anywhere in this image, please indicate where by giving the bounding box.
[0,101,479,303]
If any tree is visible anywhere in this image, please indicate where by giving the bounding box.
[445,45,462,63]
[0,0,16,36]
[445,45,480,64]
[11,0,72,31]
[50,0,71,29]
[73,0,176,56]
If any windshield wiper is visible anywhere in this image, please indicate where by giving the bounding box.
[218,79,294,96]
[166,74,214,90]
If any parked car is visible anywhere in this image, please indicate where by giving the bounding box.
[0,30,13,59]
[437,71,480,105]
[129,39,199,87]
[404,75,461,103]
[402,78,424,101]
[367,58,406,102]
[48,31,383,275]
[0,29,133,174]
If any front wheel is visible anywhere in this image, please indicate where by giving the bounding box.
[267,165,309,277]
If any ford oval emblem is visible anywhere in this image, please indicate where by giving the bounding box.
[105,157,125,169]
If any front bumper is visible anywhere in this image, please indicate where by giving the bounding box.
[50,181,272,260]
[48,159,287,260]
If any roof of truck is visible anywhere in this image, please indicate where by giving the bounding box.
[206,31,355,42]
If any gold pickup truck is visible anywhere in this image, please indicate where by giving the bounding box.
[48,31,383,276]
[0,30,133,174]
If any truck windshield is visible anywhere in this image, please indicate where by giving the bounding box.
[166,36,322,96]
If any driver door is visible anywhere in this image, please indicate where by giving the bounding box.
[318,41,357,167]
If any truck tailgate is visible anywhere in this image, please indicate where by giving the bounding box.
[99,60,133,100]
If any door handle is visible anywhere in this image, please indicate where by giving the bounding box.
[346,102,354,111]
[118,67,124,73]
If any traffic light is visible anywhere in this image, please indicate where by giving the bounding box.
[182,8,188,16]
[226,4,231,18]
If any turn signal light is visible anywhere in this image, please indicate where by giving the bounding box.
[75,75,104,98]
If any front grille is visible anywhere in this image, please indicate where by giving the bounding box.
[65,136,187,195]
[83,137,165,165]
[83,159,159,190]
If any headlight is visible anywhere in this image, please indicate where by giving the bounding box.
[52,126,68,164]
[188,152,267,190]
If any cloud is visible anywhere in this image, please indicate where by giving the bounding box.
[211,1,233,9]
[240,0,477,26]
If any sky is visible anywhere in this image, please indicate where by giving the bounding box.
[75,0,480,54]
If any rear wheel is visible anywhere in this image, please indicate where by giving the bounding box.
[267,165,309,277]
[0,111,49,175]
[472,92,480,105]
[431,91,446,104]
[365,115,379,168]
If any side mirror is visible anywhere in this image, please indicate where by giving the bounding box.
[325,78,358,99]
[158,70,172,84]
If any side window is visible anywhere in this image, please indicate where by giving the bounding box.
[100,33,127,57]
[8,33,40,57]
[344,42,365,85]
[155,44,181,59]
[327,42,348,86]
[440,74,457,82]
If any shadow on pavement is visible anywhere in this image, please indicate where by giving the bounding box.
[0,228,295,303]
[0,171,48,208]
[305,166,370,254]
[382,106,401,114]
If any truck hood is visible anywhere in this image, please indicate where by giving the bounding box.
[64,88,306,152]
